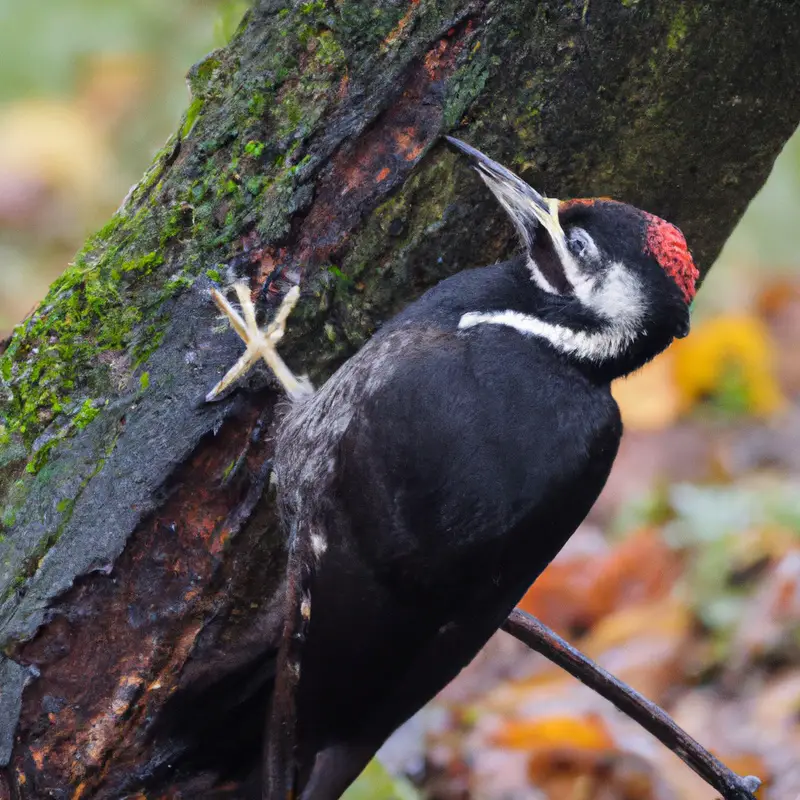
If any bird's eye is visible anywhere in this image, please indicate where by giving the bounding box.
[567,227,595,259]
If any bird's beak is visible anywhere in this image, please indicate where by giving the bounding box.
[444,136,568,262]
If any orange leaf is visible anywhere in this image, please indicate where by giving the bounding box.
[493,713,614,752]
[520,529,682,635]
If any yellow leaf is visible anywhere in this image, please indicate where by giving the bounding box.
[671,314,785,416]
[580,598,693,701]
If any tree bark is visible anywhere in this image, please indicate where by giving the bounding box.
[0,0,799,796]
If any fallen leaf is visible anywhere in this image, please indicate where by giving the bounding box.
[493,713,614,752]
[520,529,682,636]
[728,550,800,673]
[528,748,661,800]
[581,598,693,702]
[672,315,785,417]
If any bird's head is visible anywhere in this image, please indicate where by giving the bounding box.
[446,136,699,380]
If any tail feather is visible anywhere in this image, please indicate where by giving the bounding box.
[264,517,318,799]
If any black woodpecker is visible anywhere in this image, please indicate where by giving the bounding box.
[205,136,700,800]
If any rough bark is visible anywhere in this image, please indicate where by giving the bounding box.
[0,0,799,796]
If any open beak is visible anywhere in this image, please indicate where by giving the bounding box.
[444,136,568,261]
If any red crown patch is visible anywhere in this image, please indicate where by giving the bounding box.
[641,211,699,303]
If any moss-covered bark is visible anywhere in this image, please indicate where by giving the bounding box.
[0,0,798,795]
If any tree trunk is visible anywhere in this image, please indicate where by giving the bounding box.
[0,0,798,796]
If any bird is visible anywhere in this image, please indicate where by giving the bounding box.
[205,135,699,800]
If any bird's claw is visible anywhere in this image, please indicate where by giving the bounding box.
[206,282,313,402]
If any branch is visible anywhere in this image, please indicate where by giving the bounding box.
[502,608,761,800]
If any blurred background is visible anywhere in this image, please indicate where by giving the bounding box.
[1,1,800,797]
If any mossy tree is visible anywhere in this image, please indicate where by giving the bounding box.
[0,0,799,796]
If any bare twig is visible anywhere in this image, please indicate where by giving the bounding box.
[502,608,762,800]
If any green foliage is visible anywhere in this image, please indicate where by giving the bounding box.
[664,482,800,634]
[214,0,250,46]
[711,362,752,417]
[342,759,419,800]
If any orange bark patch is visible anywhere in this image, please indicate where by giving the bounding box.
[337,71,350,100]
[382,0,421,48]
[287,22,472,272]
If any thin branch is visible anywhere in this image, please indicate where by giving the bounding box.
[502,608,762,800]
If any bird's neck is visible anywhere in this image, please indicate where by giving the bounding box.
[459,260,654,383]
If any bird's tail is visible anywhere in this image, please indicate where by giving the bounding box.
[263,518,318,799]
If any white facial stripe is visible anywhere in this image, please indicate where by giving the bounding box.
[458,309,637,362]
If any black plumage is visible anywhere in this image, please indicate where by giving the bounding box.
[206,138,698,800]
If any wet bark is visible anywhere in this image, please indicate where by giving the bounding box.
[0,0,799,796]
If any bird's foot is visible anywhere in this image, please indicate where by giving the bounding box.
[206,282,314,402]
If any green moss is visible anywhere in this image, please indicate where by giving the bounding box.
[122,251,163,276]
[206,268,222,282]
[188,55,222,97]
[139,371,151,391]
[315,31,345,67]
[244,139,265,158]
[1,506,16,529]
[160,274,195,301]
[56,498,73,515]
[182,97,204,138]
[0,193,194,473]
[26,443,56,475]
[336,2,410,52]
[274,94,305,137]
[245,176,264,195]
[301,0,326,15]
[666,6,689,50]
[132,324,166,367]
[4,420,122,601]
[74,400,101,431]
[443,56,490,129]
[221,459,237,481]
[248,92,268,117]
